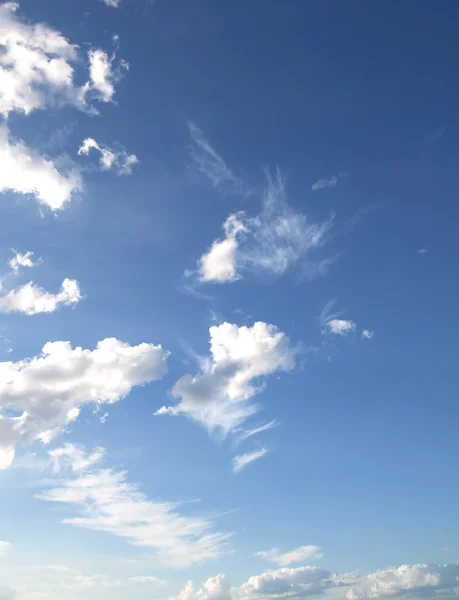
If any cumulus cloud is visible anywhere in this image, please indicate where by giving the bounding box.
[8,250,39,272]
[78,138,138,175]
[0,124,81,210]
[156,321,298,438]
[0,3,127,117]
[256,546,323,567]
[85,47,128,104]
[0,278,81,315]
[347,563,459,600]
[325,319,356,336]
[38,444,231,568]
[196,169,334,283]
[188,122,241,191]
[102,0,122,6]
[311,172,347,191]
[232,448,268,473]
[173,575,231,600]
[0,338,169,468]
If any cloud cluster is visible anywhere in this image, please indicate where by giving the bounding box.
[0,338,169,468]
[175,575,231,600]
[311,172,347,191]
[0,3,126,117]
[156,321,298,438]
[78,138,138,175]
[196,169,334,283]
[8,250,38,272]
[38,444,231,569]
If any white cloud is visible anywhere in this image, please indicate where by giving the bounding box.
[237,565,348,600]
[235,419,279,445]
[8,250,38,272]
[196,169,334,283]
[199,214,246,282]
[188,122,241,190]
[347,563,459,600]
[0,124,81,210]
[85,47,128,104]
[78,138,138,175]
[325,319,356,336]
[0,3,127,116]
[173,575,231,600]
[0,278,81,315]
[311,172,347,191]
[232,448,268,473]
[256,546,323,567]
[156,321,298,438]
[38,444,231,569]
[128,576,165,585]
[361,329,375,340]
[0,338,169,468]
[417,248,428,254]
[0,541,10,556]
[102,0,122,6]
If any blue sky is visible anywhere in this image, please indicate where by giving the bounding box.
[1,1,459,599]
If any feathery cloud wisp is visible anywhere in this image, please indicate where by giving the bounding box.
[232,448,268,473]
[255,545,323,567]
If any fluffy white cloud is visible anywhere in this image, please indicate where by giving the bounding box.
[8,250,38,272]
[85,47,128,104]
[0,338,169,468]
[0,124,81,210]
[325,319,356,336]
[232,448,268,473]
[238,566,343,600]
[188,122,241,190]
[361,329,375,340]
[38,444,231,569]
[0,278,81,315]
[311,172,347,191]
[0,3,127,117]
[256,546,323,567]
[175,576,231,600]
[0,541,10,556]
[78,138,138,175]
[347,563,459,600]
[102,0,122,6]
[196,170,334,283]
[156,321,298,438]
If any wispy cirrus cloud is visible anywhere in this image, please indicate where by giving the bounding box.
[311,172,348,191]
[232,447,268,473]
[195,168,334,284]
[255,545,323,567]
[188,122,242,191]
[38,444,232,569]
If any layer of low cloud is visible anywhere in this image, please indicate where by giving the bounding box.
[78,138,138,175]
[0,3,127,117]
[174,561,459,600]
[0,338,169,468]
[256,545,323,567]
[0,124,81,210]
[38,444,231,569]
[232,447,268,473]
[156,321,298,438]
[196,169,334,283]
